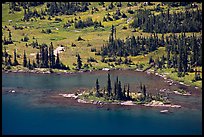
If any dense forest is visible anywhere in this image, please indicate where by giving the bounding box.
[130,8,202,33]
[8,2,90,21]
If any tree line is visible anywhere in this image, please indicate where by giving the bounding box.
[2,42,84,71]
[21,2,90,21]
[100,25,161,57]
[130,8,202,33]
[2,43,57,69]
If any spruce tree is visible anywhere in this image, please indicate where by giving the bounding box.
[32,59,36,68]
[107,73,112,97]
[118,81,122,100]
[8,30,12,43]
[123,85,126,99]
[23,50,27,67]
[167,46,171,68]
[143,85,146,99]
[13,49,18,66]
[36,52,40,68]
[28,58,32,69]
[77,54,82,70]
[44,47,49,68]
[127,84,130,99]
[40,45,45,67]
[49,42,55,68]
[114,81,117,98]
[95,78,100,97]
[140,82,143,92]
[8,55,12,66]
[4,47,8,65]
[55,52,60,69]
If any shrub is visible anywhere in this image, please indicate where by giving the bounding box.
[77,36,84,41]
[122,13,127,18]
[41,29,52,34]
[91,48,96,52]
[87,43,92,47]
[71,43,76,47]
[23,36,29,42]
[127,9,134,14]
[122,26,127,30]
[87,57,97,63]
[113,15,120,20]
[46,29,52,34]
[55,18,62,22]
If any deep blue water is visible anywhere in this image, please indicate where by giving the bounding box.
[2,71,202,135]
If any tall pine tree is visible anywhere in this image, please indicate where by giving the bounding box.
[77,54,82,70]
[95,78,100,97]
[23,50,27,67]
[107,73,112,97]
[13,49,19,66]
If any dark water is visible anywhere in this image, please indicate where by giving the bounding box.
[2,71,202,135]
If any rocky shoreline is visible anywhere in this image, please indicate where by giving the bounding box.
[58,93,181,108]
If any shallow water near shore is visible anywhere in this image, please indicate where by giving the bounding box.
[2,70,202,135]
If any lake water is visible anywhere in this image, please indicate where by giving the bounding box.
[2,71,202,135]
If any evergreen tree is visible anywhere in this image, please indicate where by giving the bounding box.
[27,58,32,69]
[114,81,117,98]
[143,85,146,99]
[23,50,27,67]
[44,46,49,68]
[40,45,45,67]
[149,56,154,64]
[7,55,12,66]
[77,54,82,70]
[107,73,112,97]
[127,84,130,99]
[167,45,171,68]
[55,52,60,69]
[178,53,183,76]
[13,49,19,66]
[36,52,40,68]
[32,59,36,68]
[4,47,8,65]
[117,81,123,100]
[123,85,126,99]
[8,30,12,42]
[140,82,143,92]
[95,78,100,97]
[49,42,55,68]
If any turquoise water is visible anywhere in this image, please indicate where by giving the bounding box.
[2,72,202,135]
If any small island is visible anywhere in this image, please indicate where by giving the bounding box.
[59,73,181,108]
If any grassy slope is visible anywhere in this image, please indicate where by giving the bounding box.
[2,2,202,88]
